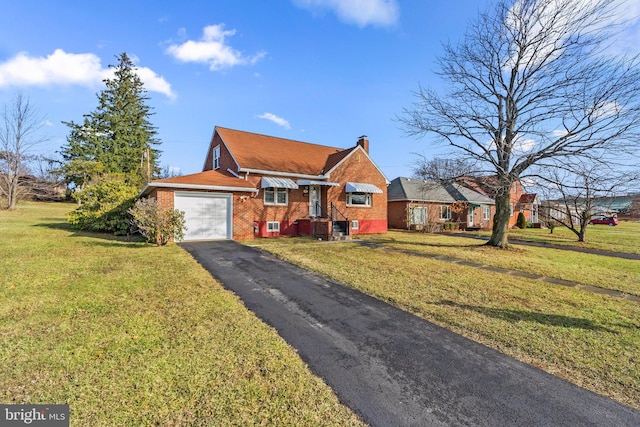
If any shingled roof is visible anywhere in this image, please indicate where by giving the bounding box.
[388,177,494,205]
[216,127,345,176]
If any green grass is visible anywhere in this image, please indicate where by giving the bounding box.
[252,234,640,410]
[473,220,640,254]
[0,202,363,426]
[360,232,640,297]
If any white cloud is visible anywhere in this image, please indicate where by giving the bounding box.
[507,0,640,65]
[135,66,176,100]
[258,113,291,129]
[165,24,266,71]
[293,0,399,28]
[0,49,175,99]
[43,120,53,126]
[513,136,536,153]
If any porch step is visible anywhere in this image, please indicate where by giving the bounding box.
[331,235,352,241]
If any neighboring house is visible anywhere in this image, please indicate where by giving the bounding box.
[387,177,495,230]
[142,126,388,241]
[595,194,640,220]
[460,176,539,227]
[518,193,540,225]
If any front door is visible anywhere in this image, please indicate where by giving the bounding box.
[309,185,321,217]
[468,208,474,227]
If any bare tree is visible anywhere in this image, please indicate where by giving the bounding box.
[400,0,640,248]
[413,155,477,184]
[0,93,47,210]
[534,161,638,242]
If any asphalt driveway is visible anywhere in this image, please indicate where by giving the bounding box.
[180,240,640,427]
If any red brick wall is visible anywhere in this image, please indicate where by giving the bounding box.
[151,188,175,210]
[388,201,409,229]
[509,180,524,228]
[203,132,238,172]
[325,148,387,234]
[388,201,495,231]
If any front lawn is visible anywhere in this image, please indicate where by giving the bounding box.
[0,203,363,426]
[252,233,640,410]
[362,232,640,297]
[473,220,640,254]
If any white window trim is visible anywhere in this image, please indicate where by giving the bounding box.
[483,206,491,221]
[264,187,288,206]
[440,205,451,220]
[410,206,428,225]
[346,192,372,207]
[213,145,221,170]
[266,221,280,232]
[510,203,514,217]
[351,220,359,230]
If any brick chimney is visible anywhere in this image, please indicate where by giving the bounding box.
[357,135,369,153]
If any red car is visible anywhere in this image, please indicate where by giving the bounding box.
[588,216,618,226]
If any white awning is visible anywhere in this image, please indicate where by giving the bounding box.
[297,179,340,187]
[261,177,299,189]
[345,182,383,194]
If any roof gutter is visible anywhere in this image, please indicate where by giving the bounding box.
[140,182,258,197]
[238,167,327,180]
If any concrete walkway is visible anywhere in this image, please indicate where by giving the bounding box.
[180,240,640,427]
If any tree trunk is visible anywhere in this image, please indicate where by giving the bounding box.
[8,178,18,210]
[486,190,511,248]
[577,229,586,242]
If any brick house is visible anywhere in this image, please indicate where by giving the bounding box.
[459,177,539,227]
[142,126,388,241]
[387,177,495,230]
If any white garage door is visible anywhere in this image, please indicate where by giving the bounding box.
[174,192,232,241]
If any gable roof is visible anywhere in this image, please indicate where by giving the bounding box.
[388,177,494,205]
[518,193,539,204]
[216,126,345,176]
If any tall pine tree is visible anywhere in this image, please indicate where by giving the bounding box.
[61,53,160,188]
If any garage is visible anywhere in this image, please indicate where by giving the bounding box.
[174,192,232,241]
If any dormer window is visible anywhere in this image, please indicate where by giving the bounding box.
[213,145,221,170]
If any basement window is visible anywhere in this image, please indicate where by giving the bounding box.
[351,220,359,230]
[267,221,280,232]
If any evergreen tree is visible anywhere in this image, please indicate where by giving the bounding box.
[61,53,160,188]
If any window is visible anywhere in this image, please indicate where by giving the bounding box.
[509,203,514,217]
[440,205,451,220]
[351,220,359,230]
[411,206,428,225]
[483,206,491,221]
[512,182,517,194]
[347,192,372,207]
[213,145,221,170]
[264,187,288,205]
[266,221,280,232]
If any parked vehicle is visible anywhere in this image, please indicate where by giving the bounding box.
[588,216,618,226]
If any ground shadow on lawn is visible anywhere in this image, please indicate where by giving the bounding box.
[364,237,484,250]
[34,222,148,245]
[435,300,620,333]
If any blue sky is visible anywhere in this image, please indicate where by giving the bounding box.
[1,0,638,180]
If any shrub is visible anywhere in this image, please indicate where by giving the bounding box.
[129,198,186,246]
[67,175,137,235]
[517,212,527,229]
